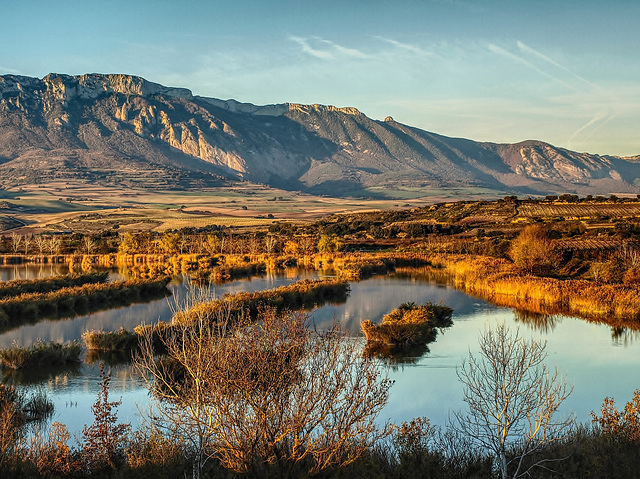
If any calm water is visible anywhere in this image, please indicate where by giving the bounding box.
[1,265,639,441]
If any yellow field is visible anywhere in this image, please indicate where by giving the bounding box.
[0,180,428,234]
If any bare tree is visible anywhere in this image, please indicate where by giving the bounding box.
[248,235,261,255]
[80,364,130,473]
[23,235,31,256]
[82,236,96,255]
[9,233,22,254]
[33,235,47,255]
[47,236,62,255]
[136,298,391,479]
[264,235,277,254]
[453,323,573,479]
[0,385,25,470]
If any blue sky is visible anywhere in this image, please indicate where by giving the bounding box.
[2,0,639,156]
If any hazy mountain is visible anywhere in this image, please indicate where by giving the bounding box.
[1,73,638,197]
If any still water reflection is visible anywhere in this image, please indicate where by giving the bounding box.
[1,266,639,441]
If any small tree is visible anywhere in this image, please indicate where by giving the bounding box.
[453,323,573,479]
[34,235,47,255]
[47,236,63,255]
[23,235,31,255]
[318,235,344,253]
[159,232,182,255]
[264,235,278,254]
[80,364,130,473]
[9,233,22,254]
[118,232,140,255]
[82,235,96,254]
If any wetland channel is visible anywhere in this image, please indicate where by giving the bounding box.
[1,263,639,441]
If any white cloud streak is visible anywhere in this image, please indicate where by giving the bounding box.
[289,36,334,60]
[509,41,623,149]
[488,43,576,91]
[289,36,369,60]
[375,37,431,56]
[516,41,603,92]
[318,38,370,59]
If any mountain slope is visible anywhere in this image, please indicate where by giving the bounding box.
[0,73,638,196]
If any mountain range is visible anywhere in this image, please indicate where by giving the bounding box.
[1,73,638,197]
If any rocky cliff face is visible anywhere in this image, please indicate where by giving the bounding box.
[0,73,638,196]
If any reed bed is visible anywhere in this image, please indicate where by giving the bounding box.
[190,261,267,284]
[0,277,171,327]
[80,279,350,355]
[0,272,109,300]
[173,278,350,326]
[427,255,640,325]
[361,302,453,347]
[0,340,82,370]
[82,327,140,352]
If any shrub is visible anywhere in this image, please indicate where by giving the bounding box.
[509,224,559,275]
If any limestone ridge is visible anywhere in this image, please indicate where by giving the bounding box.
[0,72,638,196]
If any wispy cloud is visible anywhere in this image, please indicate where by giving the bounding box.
[516,41,604,92]
[318,39,370,59]
[375,37,431,56]
[488,43,575,90]
[504,41,622,150]
[289,36,368,60]
[289,36,334,60]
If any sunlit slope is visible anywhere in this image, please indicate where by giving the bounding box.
[1,73,638,196]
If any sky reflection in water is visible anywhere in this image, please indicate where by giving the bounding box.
[1,266,639,441]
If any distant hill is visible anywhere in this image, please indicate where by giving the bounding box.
[1,73,638,197]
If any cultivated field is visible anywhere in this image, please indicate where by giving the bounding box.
[0,181,421,234]
[518,202,640,219]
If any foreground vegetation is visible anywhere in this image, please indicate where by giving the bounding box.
[3,325,640,478]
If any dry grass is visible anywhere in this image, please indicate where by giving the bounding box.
[0,277,171,328]
[2,180,411,235]
[0,341,82,370]
[425,254,640,326]
[361,302,453,347]
[172,278,350,326]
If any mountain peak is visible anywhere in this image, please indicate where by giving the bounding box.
[42,73,194,101]
[286,103,363,116]
[0,72,638,197]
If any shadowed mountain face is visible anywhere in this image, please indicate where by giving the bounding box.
[0,73,638,196]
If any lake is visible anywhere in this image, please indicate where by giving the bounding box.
[1,265,639,441]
